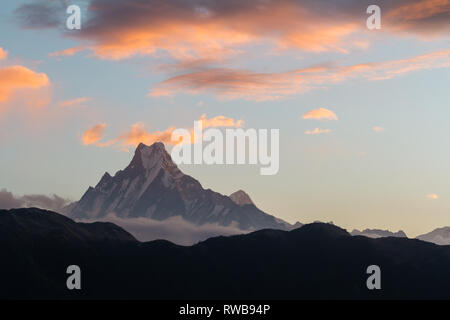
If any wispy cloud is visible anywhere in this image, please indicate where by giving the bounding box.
[303,108,338,121]
[82,114,243,149]
[150,49,450,101]
[49,46,85,57]
[304,128,332,135]
[59,97,91,108]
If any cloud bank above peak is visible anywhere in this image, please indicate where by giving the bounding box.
[14,0,450,63]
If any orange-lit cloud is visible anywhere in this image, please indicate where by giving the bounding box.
[0,65,50,103]
[427,194,439,199]
[151,49,450,101]
[199,114,243,128]
[82,123,106,145]
[86,24,251,61]
[15,0,450,65]
[302,108,338,121]
[304,128,332,135]
[21,0,368,62]
[81,115,243,149]
[113,123,177,147]
[86,9,355,61]
[49,46,84,57]
[0,47,8,60]
[279,23,360,54]
[59,97,91,107]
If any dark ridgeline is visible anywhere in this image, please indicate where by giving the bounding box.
[2,207,450,299]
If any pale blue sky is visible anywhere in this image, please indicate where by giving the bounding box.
[1,0,449,236]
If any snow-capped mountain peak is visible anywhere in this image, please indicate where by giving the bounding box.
[135,142,165,170]
[129,142,183,179]
[65,142,291,231]
[230,190,254,206]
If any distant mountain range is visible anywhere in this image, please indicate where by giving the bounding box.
[46,142,450,246]
[65,142,293,232]
[351,228,450,246]
[3,207,450,299]
[351,229,407,239]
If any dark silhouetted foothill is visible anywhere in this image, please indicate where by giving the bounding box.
[2,208,450,299]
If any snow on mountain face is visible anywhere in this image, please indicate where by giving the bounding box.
[417,227,450,245]
[229,190,254,206]
[66,142,290,231]
[351,229,407,239]
[68,142,179,219]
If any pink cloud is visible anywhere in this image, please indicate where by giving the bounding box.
[0,65,50,104]
[0,47,8,60]
[303,108,338,121]
[81,114,244,149]
[82,123,107,145]
[150,49,450,101]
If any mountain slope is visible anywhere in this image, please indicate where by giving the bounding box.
[3,208,450,299]
[229,190,254,206]
[66,142,289,231]
[417,227,450,245]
